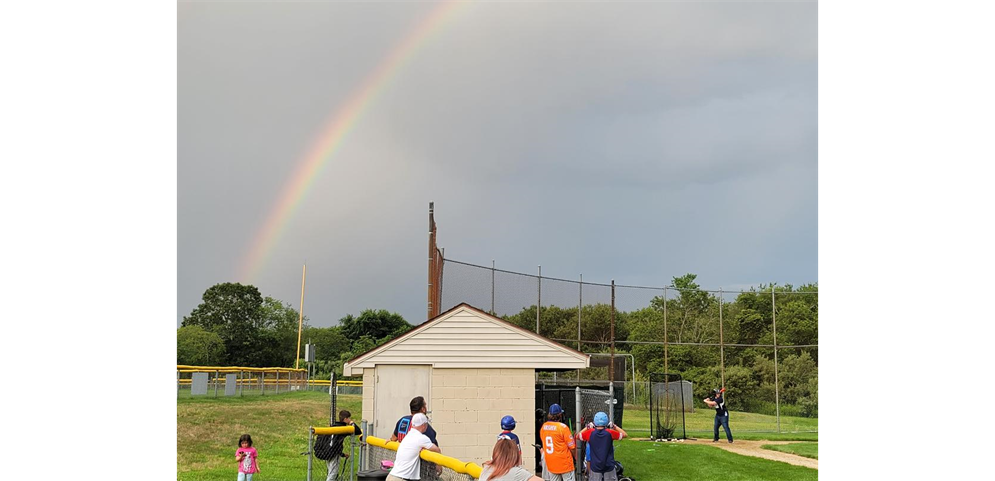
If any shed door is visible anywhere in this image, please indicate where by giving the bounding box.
[373,365,432,439]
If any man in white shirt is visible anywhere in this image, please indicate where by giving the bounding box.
[387,413,441,481]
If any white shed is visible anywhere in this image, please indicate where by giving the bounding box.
[343,303,590,468]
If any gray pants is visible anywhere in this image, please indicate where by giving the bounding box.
[548,471,577,481]
[326,456,340,481]
[588,471,617,481]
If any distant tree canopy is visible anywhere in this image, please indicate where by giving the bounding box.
[505,274,818,417]
[177,275,816,415]
[340,309,411,341]
[180,283,311,367]
[176,325,225,365]
[178,283,410,372]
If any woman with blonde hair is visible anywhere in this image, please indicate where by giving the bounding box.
[480,438,542,481]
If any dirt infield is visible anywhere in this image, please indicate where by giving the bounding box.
[684,439,818,469]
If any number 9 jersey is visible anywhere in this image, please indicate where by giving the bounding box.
[540,420,576,474]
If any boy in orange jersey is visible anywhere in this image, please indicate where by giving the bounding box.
[539,404,576,481]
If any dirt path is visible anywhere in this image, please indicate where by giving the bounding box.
[684,439,818,469]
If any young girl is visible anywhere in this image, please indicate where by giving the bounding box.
[235,434,260,481]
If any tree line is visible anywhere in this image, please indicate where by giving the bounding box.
[178,273,817,416]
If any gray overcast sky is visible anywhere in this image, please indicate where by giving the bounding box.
[178,0,817,328]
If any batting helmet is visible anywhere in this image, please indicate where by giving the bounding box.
[594,412,609,427]
[501,415,517,430]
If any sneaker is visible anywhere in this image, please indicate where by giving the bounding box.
[728,440,733,443]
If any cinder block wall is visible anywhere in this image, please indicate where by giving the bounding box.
[430,368,535,469]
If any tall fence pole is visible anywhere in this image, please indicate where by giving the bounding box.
[772,286,780,433]
[427,202,436,320]
[578,274,582,382]
[663,286,669,429]
[491,260,495,314]
[719,288,725,388]
[536,265,541,333]
[610,280,615,387]
[295,264,306,369]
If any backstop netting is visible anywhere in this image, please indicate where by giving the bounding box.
[649,372,687,440]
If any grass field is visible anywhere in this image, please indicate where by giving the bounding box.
[615,440,817,481]
[619,404,818,441]
[178,391,817,480]
[761,442,818,459]
[177,391,361,481]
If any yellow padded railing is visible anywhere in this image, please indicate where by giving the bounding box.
[365,435,482,479]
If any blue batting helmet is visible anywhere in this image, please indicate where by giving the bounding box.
[594,412,609,427]
[549,404,563,415]
[501,415,517,430]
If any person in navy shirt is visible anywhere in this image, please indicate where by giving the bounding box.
[576,412,627,481]
[704,388,733,443]
[391,396,439,447]
[497,415,521,452]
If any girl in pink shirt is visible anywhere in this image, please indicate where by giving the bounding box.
[235,434,260,481]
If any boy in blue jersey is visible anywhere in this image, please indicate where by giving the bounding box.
[576,412,627,481]
[496,415,521,452]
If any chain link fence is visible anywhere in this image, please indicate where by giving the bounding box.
[176,366,308,398]
[439,258,818,433]
[309,426,362,481]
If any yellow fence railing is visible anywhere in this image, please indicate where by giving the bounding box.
[365,435,482,479]
[177,365,307,373]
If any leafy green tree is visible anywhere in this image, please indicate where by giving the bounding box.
[340,309,410,341]
[302,326,350,363]
[505,305,574,339]
[647,274,719,344]
[577,304,628,350]
[627,307,665,372]
[182,283,265,366]
[798,376,819,417]
[176,325,225,365]
[254,297,306,367]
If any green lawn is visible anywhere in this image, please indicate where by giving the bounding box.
[762,442,818,459]
[614,440,818,481]
[619,404,818,440]
[177,391,362,481]
[178,392,817,480]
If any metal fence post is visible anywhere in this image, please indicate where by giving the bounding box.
[575,386,582,477]
[351,429,357,481]
[360,420,368,471]
[578,274,582,383]
[491,260,495,314]
[214,370,219,397]
[307,427,314,481]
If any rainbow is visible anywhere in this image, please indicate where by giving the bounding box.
[237,0,469,282]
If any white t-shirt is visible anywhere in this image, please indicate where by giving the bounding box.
[390,428,435,480]
[479,465,534,481]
